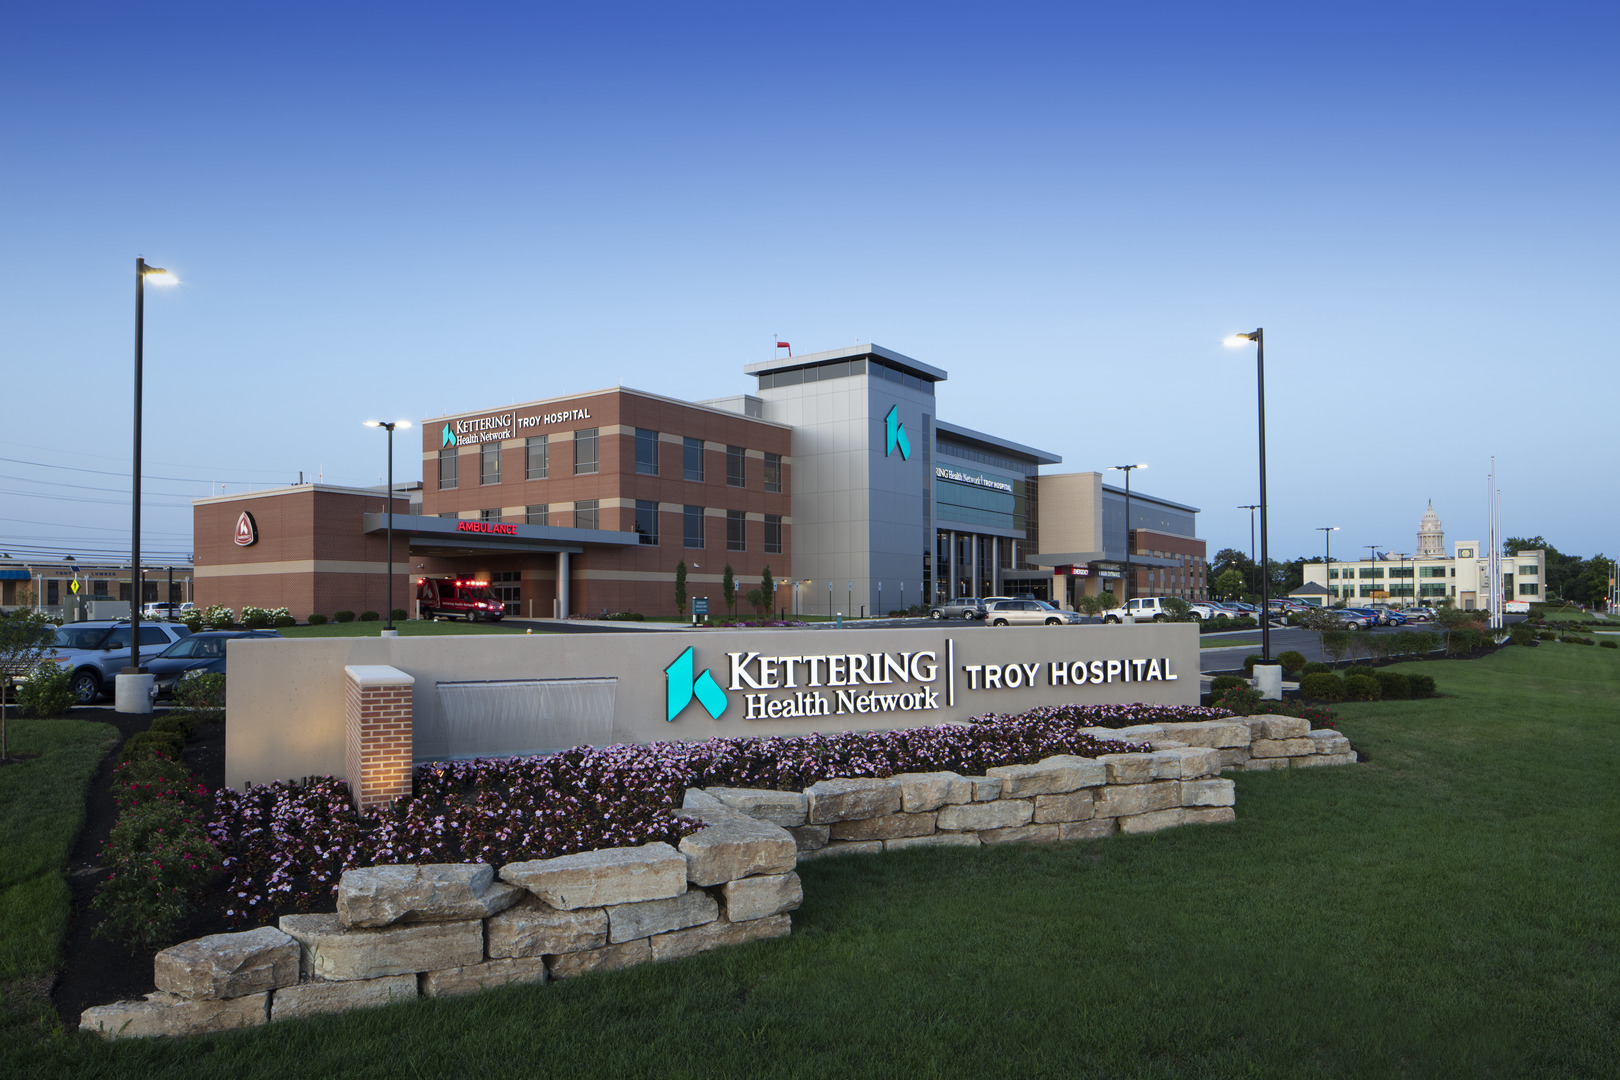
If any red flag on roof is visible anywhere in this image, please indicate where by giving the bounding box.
[775,341,792,356]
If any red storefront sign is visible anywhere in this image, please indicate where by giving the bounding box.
[457,521,518,536]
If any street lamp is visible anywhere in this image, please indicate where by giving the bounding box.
[1317,526,1339,604]
[1224,329,1270,660]
[363,420,411,632]
[1365,544,1381,604]
[121,258,174,712]
[1108,464,1147,601]
[1238,504,1260,597]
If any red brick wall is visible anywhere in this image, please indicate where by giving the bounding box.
[345,673,413,808]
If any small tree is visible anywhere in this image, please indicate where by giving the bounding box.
[0,609,57,760]
[1097,591,1121,612]
[1074,593,1103,617]
[1214,568,1245,601]
[674,561,688,617]
[745,587,765,616]
[760,566,775,616]
[722,564,736,615]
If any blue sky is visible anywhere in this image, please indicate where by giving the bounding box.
[3,2,1615,568]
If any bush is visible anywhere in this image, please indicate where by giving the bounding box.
[240,606,272,629]
[1344,674,1381,701]
[359,610,380,622]
[1408,673,1437,698]
[109,754,208,810]
[1373,671,1411,700]
[1276,650,1307,675]
[391,609,407,622]
[118,730,185,765]
[604,612,646,621]
[203,604,236,630]
[1447,627,1484,655]
[17,665,75,718]
[175,673,226,723]
[177,610,205,632]
[1300,662,1331,676]
[308,613,328,625]
[149,713,200,740]
[333,610,356,623]
[1209,675,1247,695]
[1299,673,1345,701]
[273,613,298,628]
[91,793,220,952]
[1508,624,1536,646]
[1344,665,1378,681]
[1213,685,1262,714]
[1538,630,1557,641]
[1602,639,1618,649]
[1320,630,1351,665]
[1242,655,1265,675]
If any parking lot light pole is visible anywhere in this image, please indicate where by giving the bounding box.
[1225,330,1270,660]
[1317,526,1339,603]
[1108,464,1147,601]
[1238,504,1260,596]
[364,420,411,632]
[122,258,173,709]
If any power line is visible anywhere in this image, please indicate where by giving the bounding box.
[0,471,208,498]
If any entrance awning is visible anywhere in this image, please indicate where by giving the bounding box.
[362,513,642,556]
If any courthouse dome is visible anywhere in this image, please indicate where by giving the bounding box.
[1416,501,1445,557]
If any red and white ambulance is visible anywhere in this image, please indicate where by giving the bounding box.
[416,577,506,621]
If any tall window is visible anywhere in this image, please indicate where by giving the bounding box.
[635,500,659,545]
[763,452,781,493]
[526,436,548,480]
[635,428,659,475]
[574,499,598,530]
[574,428,599,475]
[726,445,746,487]
[683,437,704,482]
[439,448,458,488]
[492,570,521,615]
[480,508,499,521]
[481,443,501,485]
[683,505,704,549]
[526,504,548,526]
[726,509,746,551]
[764,514,782,554]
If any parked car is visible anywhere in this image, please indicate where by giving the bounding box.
[1332,610,1376,630]
[50,620,194,704]
[1372,607,1408,626]
[984,599,1091,626]
[1399,607,1435,622]
[142,601,180,619]
[145,629,281,699]
[929,597,986,620]
[1103,596,1182,623]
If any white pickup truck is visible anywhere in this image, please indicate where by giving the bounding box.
[1102,596,1178,623]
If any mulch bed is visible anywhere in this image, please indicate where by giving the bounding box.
[52,707,233,1027]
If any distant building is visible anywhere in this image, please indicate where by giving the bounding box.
[0,557,193,617]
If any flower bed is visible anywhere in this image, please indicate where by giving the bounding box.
[208,704,1225,925]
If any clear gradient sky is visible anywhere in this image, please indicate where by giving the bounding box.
[3,2,1615,569]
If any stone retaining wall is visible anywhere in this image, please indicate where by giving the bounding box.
[82,714,1353,1038]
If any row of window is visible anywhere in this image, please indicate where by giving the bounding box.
[439,431,782,492]
[1327,564,1540,580]
[633,430,782,490]
[754,357,935,394]
[456,503,783,553]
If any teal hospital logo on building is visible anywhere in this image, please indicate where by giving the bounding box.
[441,424,457,448]
[665,646,728,721]
[884,405,911,460]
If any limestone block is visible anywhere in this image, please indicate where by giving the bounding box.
[682,787,726,810]
[1141,750,1188,780]
[1184,807,1237,826]
[1033,790,1094,824]
[1259,716,1311,740]
[607,890,719,943]
[153,926,299,1001]
[1118,809,1186,834]
[1095,753,1153,784]
[1162,747,1222,780]
[805,777,902,823]
[705,786,809,827]
[649,913,791,962]
[1294,752,1359,768]
[935,799,1033,832]
[884,833,982,851]
[1155,720,1251,748]
[969,776,1003,801]
[1146,739,1190,750]
[829,811,937,841]
[1092,781,1179,818]
[547,939,651,980]
[1104,724,1165,742]
[500,841,687,910]
[1307,729,1353,755]
[486,895,607,958]
[1250,737,1317,758]
[420,957,549,997]
[1059,818,1117,841]
[985,756,1103,796]
[893,771,973,812]
[980,823,1061,845]
[789,824,830,851]
[1181,778,1236,807]
[1218,747,1252,769]
[337,864,521,929]
[797,840,882,860]
[270,974,416,1020]
[1240,757,1290,771]
[279,913,482,981]
[720,872,803,921]
[676,809,798,886]
[81,991,268,1039]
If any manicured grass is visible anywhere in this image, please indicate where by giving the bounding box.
[278,620,532,638]
[1200,637,1259,649]
[0,719,116,1040]
[11,646,1619,1077]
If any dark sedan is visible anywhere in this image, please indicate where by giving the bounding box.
[146,630,280,698]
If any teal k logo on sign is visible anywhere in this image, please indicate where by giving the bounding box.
[441,424,457,448]
[884,405,911,460]
[665,646,728,721]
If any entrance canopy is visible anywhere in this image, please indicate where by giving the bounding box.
[361,513,641,557]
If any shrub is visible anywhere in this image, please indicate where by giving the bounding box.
[1602,639,1618,649]
[391,609,408,622]
[1242,655,1265,675]
[334,610,356,623]
[1299,673,1345,701]
[118,730,185,765]
[177,610,205,632]
[1447,627,1484,655]
[1538,630,1557,641]
[1213,685,1262,715]
[92,795,220,952]
[1408,673,1437,698]
[17,665,75,718]
[1300,662,1331,676]
[175,673,226,723]
[203,604,236,630]
[308,614,328,625]
[359,611,380,622]
[1373,671,1411,700]
[1344,665,1378,681]
[149,713,199,740]
[1579,637,1596,646]
[240,606,272,629]
[605,612,646,622]
[1276,650,1307,675]
[1209,675,1247,695]
[1344,674,1381,701]
[273,613,298,628]
[110,754,209,810]
[1508,624,1536,646]
[1321,630,1351,665]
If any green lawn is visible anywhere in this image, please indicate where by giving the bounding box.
[1200,637,1259,649]
[9,644,1619,1077]
[278,620,533,638]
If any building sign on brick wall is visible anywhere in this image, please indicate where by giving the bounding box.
[234,511,258,547]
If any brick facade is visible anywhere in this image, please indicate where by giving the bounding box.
[344,666,415,809]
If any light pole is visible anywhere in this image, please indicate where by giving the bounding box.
[1317,526,1339,604]
[363,420,411,632]
[1108,464,1147,601]
[1239,504,1260,597]
[1225,330,1270,660]
[1365,545,1381,606]
[121,258,173,711]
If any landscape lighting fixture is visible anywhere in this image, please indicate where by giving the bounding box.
[123,257,175,712]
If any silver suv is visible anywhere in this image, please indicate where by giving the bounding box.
[1103,596,1179,623]
[929,597,987,620]
[50,620,193,704]
[985,600,1090,626]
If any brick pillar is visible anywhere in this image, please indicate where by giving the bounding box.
[344,665,416,810]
